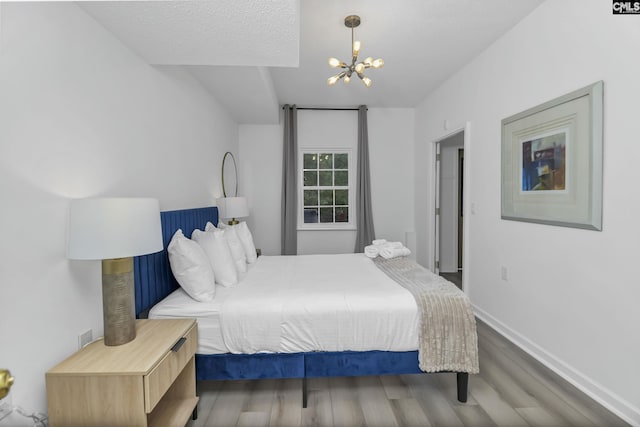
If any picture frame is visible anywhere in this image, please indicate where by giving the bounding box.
[501,81,603,230]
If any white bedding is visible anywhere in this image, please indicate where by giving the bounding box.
[150,253,419,354]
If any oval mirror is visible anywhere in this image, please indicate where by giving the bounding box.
[222,152,238,197]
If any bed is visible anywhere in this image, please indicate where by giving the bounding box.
[134,206,478,407]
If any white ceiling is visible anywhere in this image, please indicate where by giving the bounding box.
[79,0,545,124]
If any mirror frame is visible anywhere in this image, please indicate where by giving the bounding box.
[222,151,238,197]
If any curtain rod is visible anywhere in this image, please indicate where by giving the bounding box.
[281,106,366,111]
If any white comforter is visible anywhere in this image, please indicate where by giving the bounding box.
[219,254,419,353]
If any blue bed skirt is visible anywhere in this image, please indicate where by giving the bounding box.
[195,350,423,381]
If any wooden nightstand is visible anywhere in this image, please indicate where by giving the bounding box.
[46,319,199,427]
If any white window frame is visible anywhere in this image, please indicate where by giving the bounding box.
[297,148,356,230]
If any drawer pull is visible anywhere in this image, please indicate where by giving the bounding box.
[171,337,187,352]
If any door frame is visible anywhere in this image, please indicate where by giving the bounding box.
[430,122,471,293]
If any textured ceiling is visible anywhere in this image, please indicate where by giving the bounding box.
[79,0,545,124]
[79,0,300,66]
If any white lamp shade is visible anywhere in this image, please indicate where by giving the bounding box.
[217,196,249,219]
[67,198,163,260]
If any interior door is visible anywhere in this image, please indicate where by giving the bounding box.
[434,142,441,275]
[458,148,464,271]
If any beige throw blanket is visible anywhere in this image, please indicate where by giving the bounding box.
[373,257,480,374]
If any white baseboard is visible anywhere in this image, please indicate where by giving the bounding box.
[473,305,639,427]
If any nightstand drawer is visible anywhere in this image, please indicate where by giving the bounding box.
[144,323,197,413]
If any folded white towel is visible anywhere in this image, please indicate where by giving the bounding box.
[364,245,379,258]
[380,246,411,259]
[384,241,404,249]
[372,239,387,246]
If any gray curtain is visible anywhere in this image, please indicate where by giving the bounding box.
[354,105,376,252]
[281,105,298,255]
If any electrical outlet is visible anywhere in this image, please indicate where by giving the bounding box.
[79,329,93,349]
[501,266,508,281]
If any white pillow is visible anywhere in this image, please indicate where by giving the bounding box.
[167,229,215,302]
[207,222,246,273]
[191,228,238,287]
[218,221,257,264]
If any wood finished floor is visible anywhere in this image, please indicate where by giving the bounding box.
[188,319,628,427]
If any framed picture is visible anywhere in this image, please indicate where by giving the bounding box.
[501,81,603,230]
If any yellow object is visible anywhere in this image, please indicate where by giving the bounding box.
[0,369,14,399]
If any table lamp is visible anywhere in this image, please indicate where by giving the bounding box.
[67,198,163,346]
[217,196,249,225]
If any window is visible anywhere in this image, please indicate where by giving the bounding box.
[299,150,354,229]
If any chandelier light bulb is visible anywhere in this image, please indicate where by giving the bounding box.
[355,62,365,73]
[344,75,351,83]
[328,71,346,86]
[372,58,385,68]
[362,76,372,87]
[352,40,361,56]
[364,57,373,66]
[328,57,342,68]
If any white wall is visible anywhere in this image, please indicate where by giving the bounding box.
[238,124,282,255]
[0,3,238,420]
[240,108,415,255]
[414,0,640,423]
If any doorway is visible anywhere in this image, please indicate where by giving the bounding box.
[434,129,465,289]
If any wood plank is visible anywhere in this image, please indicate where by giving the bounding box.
[243,379,277,413]
[380,375,412,400]
[236,411,270,427]
[401,374,465,427]
[355,376,400,427]
[200,380,250,427]
[190,381,223,427]
[329,377,366,427]
[269,378,302,427]
[302,378,333,427]
[389,398,433,427]
[453,403,498,427]
[516,407,568,427]
[468,374,529,427]
[476,322,601,426]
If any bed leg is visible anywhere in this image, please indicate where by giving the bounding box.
[192,404,198,420]
[457,372,469,403]
[302,377,308,408]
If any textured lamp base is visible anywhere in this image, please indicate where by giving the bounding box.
[102,258,136,346]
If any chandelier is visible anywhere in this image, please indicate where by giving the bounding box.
[327,15,384,88]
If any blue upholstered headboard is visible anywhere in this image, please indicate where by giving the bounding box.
[134,206,218,317]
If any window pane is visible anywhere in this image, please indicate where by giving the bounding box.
[304,153,317,169]
[334,153,348,169]
[304,171,317,186]
[304,208,319,223]
[319,190,333,206]
[318,171,333,186]
[319,153,333,169]
[320,207,334,223]
[304,190,318,206]
[334,170,348,186]
[335,189,348,205]
[335,207,349,222]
